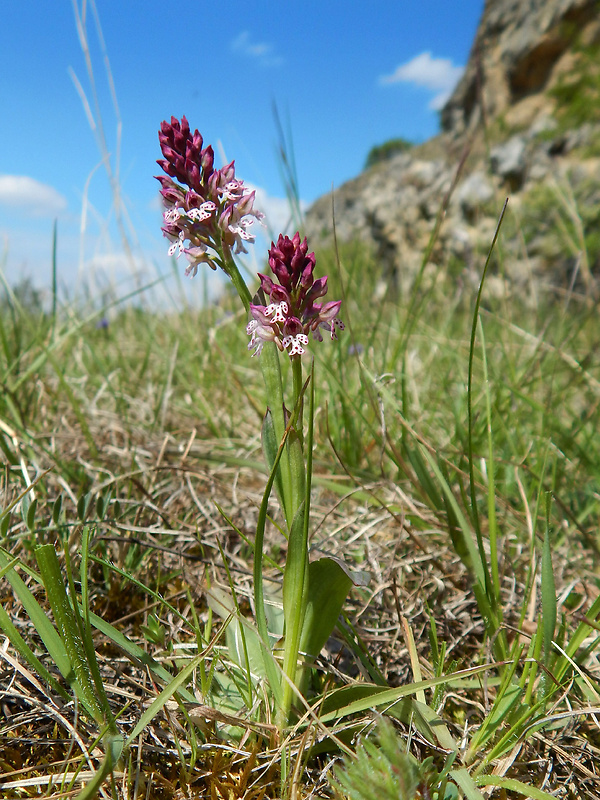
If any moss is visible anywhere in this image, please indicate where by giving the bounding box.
[549,39,600,129]
[365,137,413,169]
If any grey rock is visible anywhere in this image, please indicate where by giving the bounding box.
[455,171,495,219]
[490,136,527,187]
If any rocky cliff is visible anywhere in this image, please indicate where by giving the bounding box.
[305,0,600,297]
[442,0,599,134]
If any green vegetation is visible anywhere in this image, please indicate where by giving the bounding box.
[520,176,600,282]
[365,136,413,169]
[330,719,452,800]
[2,213,600,796]
[550,39,600,131]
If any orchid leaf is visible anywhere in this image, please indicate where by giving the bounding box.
[282,501,308,634]
[317,662,500,724]
[207,585,264,676]
[261,408,286,517]
[299,557,353,661]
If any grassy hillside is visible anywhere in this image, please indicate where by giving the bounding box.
[2,219,600,797]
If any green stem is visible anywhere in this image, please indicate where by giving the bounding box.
[280,539,308,727]
[259,343,295,529]
[222,247,295,528]
[279,361,314,727]
[291,355,304,441]
[222,248,252,311]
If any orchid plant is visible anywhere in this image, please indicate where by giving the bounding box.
[157,116,353,728]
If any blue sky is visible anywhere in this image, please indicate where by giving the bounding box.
[1,0,483,301]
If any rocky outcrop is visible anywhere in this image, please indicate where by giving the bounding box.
[305,0,600,296]
[442,0,599,135]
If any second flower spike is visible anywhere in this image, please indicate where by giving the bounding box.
[246,233,344,358]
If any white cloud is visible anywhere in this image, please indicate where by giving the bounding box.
[380,51,464,110]
[0,175,68,216]
[231,31,283,67]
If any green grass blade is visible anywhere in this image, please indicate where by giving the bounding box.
[479,317,500,604]
[35,543,104,722]
[87,609,197,703]
[419,446,485,588]
[541,497,557,670]
[476,775,559,799]
[0,548,73,685]
[467,199,509,540]
[124,652,206,746]
[451,768,486,800]
[317,662,501,724]
[73,734,124,800]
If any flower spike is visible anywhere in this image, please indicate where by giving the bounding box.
[156,116,264,272]
[246,232,344,359]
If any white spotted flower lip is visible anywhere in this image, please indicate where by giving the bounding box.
[245,232,344,359]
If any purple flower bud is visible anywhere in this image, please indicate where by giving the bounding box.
[300,257,316,289]
[220,161,236,184]
[258,273,276,296]
[160,145,179,165]
[191,129,203,149]
[157,116,215,192]
[306,276,328,302]
[185,159,201,191]
[158,181,185,206]
[316,300,342,322]
[178,115,190,137]
[236,189,257,216]
[201,146,214,174]
[156,158,177,179]
[270,259,293,288]
[267,233,316,291]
